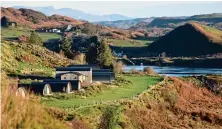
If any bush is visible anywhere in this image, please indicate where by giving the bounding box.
[28,31,43,45]
[130,68,140,74]
[162,90,178,106]
[113,61,124,74]
[143,67,157,75]
[74,53,86,64]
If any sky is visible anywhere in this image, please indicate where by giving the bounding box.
[1,1,222,18]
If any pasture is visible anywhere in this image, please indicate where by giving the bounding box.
[43,75,162,108]
[1,27,62,42]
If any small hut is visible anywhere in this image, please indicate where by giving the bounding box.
[31,82,72,94]
[30,83,52,95]
[43,79,81,90]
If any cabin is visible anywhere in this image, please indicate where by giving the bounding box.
[43,79,81,90]
[56,67,92,83]
[31,82,72,94]
[18,83,52,96]
[92,68,115,83]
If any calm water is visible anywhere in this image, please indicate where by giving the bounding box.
[123,65,222,76]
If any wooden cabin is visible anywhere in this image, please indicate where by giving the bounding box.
[43,79,81,90]
[56,67,92,83]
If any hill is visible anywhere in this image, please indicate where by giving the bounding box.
[129,14,222,34]
[147,22,222,56]
[1,7,83,29]
[1,7,147,40]
[13,6,132,22]
[95,17,154,29]
[1,40,76,77]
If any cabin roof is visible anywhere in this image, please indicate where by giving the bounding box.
[92,69,110,72]
[56,67,91,71]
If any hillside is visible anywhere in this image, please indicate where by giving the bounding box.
[1,41,76,77]
[1,7,83,29]
[64,76,222,129]
[129,13,222,33]
[147,22,222,56]
[1,7,147,40]
[96,17,154,29]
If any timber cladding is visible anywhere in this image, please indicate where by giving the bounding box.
[56,67,92,83]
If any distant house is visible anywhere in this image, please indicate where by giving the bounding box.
[52,28,61,33]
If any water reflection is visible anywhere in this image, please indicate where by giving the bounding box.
[123,66,222,76]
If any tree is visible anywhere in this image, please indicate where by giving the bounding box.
[86,36,100,64]
[1,16,8,27]
[28,32,43,45]
[98,39,113,68]
[60,37,74,58]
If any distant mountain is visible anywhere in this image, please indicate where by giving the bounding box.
[130,14,222,30]
[95,18,154,29]
[148,22,222,56]
[1,7,83,29]
[1,7,146,40]
[13,6,132,22]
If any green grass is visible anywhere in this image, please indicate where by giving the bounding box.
[44,76,162,108]
[108,39,152,47]
[1,27,61,42]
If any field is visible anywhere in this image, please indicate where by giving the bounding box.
[1,27,62,42]
[108,39,152,47]
[44,76,162,108]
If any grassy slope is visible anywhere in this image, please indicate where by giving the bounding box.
[108,39,152,47]
[1,41,76,77]
[191,22,222,44]
[44,76,162,108]
[148,22,222,56]
[1,27,62,42]
[73,76,222,129]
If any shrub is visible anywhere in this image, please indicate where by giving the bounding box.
[74,53,86,64]
[143,67,157,75]
[28,31,43,45]
[130,68,140,74]
[162,90,178,106]
[113,61,125,74]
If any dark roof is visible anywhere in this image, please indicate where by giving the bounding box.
[19,83,51,95]
[92,74,111,83]
[43,79,80,90]
[31,82,71,93]
[92,69,110,72]
[68,64,100,69]
[92,72,115,81]
[58,71,84,76]
[56,67,91,71]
